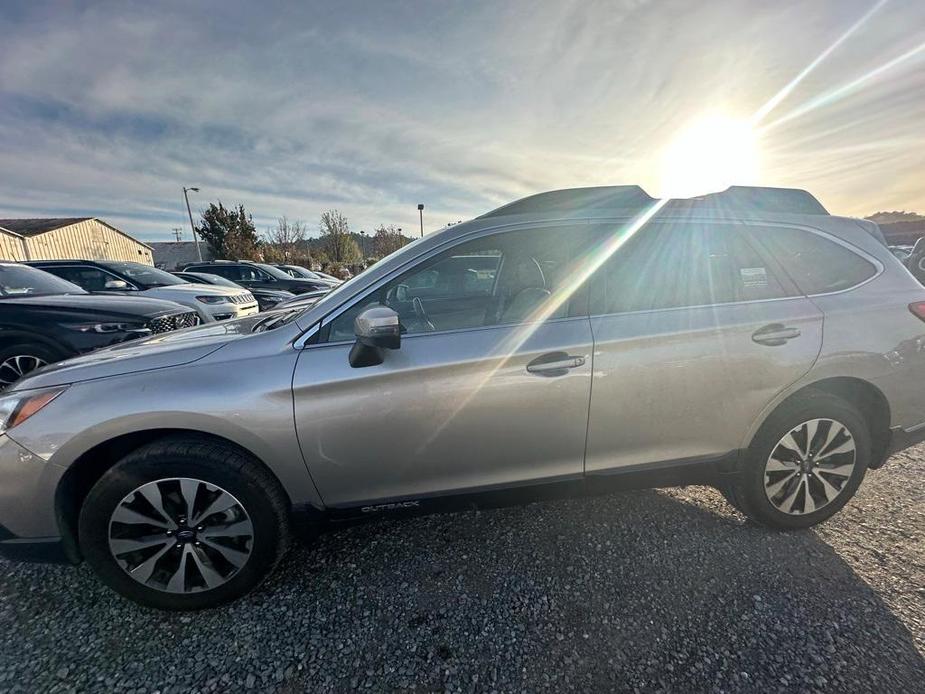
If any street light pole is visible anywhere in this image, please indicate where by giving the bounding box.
[417,203,424,238]
[183,186,202,261]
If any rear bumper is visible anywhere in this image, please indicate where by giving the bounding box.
[886,423,925,457]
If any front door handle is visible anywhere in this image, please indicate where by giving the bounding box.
[752,323,801,346]
[526,351,586,377]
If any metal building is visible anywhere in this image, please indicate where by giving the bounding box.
[0,218,154,264]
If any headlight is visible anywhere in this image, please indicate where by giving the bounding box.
[66,322,148,334]
[196,295,230,304]
[0,387,67,436]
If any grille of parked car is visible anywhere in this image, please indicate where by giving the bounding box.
[229,293,255,305]
[147,311,200,334]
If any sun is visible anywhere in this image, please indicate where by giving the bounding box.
[658,114,761,199]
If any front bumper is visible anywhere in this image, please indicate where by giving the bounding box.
[202,302,259,322]
[0,434,70,564]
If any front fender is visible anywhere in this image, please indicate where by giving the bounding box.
[7,353,325,511]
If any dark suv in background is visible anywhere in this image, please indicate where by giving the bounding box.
[182,260,330,294]
[0,263,198,388]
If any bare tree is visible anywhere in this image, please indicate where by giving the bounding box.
[264,216,307,262]
[373,224,409,258]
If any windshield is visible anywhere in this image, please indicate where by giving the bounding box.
[101,261,188,288]
[283,265,321,280]
[306,233,430,315]
[186,272,241,288]
[0,264,87,298]
[253,263,296,280]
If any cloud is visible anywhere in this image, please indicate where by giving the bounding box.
[0,0,924,242]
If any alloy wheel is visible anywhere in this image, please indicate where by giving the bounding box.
[0,354,47,388]
[764,418,856,515]
[108,478,254,594]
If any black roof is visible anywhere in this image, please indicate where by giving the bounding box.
[479,186,829,219]
[0,218,93,237]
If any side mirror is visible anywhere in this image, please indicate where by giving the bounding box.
[104,279,130,290]
[349,306,401,368]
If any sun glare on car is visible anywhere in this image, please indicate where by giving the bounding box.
[658,114,761,199]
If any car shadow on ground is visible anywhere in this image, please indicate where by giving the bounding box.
[1,487,922,692]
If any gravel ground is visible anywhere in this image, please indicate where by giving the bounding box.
[0,449,922,693]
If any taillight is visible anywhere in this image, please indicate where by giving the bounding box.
[908,302,925,322]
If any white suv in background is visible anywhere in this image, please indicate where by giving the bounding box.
[27,260,259,322]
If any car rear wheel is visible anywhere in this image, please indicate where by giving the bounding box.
[725,391,870,529]
[78,436,290,610]
[0,343,61,390]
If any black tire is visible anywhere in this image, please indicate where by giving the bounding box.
[0,342,63,389]
[726,391,870,529]
[78,436,291,610]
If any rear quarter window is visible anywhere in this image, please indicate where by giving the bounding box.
[749,227,877,295]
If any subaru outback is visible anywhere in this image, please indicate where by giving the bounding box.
[1,185,923,610]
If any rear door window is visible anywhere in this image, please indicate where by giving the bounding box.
[593,222,793,315]
[747,226,878,295]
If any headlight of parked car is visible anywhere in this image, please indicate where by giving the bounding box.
[0,387,67,436]
[196,295,230,304]
[65,322,150,334]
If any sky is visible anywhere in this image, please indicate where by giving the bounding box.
[0,0,923,242]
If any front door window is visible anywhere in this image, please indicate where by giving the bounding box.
[326,226,585,342]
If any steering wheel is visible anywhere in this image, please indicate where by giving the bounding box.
[412,297,436,332]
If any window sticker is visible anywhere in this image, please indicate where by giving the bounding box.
[740,266,769,288]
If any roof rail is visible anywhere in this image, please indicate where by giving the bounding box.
[478,185,828,219]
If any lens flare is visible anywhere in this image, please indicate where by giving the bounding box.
[415,198,670,455]
[750,0,889,126]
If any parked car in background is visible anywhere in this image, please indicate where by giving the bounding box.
[182,260,330,294]
[889,245,914,262]
[26,260,258,323]
[316,269,346,283]
[5,185,925,611]
[172,271,295,312]
[273,289,330,311]
[0,263,198,388]
[274,264,341,286]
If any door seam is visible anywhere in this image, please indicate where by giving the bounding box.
[582,316,595,477]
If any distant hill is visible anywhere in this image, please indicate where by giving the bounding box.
[866,211,925,224]
[867,211,925,245]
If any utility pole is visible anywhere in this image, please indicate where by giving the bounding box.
[417,203,424,237]
[171,227,183,242]
[183,186,202,261]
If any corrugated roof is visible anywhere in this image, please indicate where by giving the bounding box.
[0,218,93,237]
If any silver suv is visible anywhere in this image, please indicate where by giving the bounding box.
[2,185,924,610]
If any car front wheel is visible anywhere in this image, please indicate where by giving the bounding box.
[78,436,290,610]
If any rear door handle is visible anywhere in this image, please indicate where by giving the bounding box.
[526,352,586,377]
[752,323,801,346]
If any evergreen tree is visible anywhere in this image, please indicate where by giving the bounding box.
[196,202,260,260]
